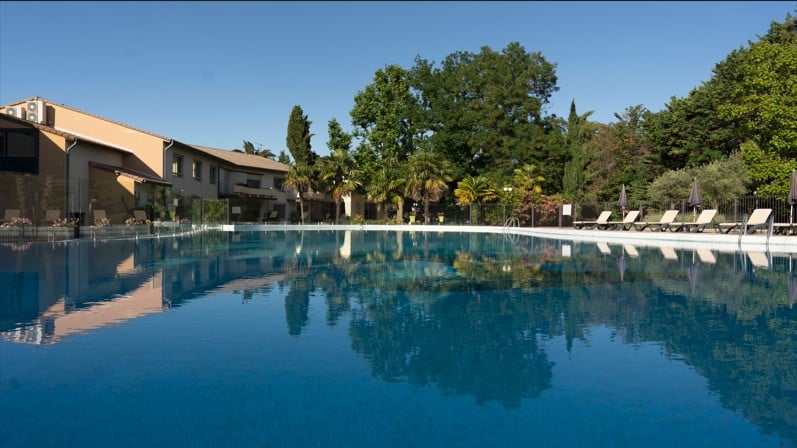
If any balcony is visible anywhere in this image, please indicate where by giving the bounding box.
[232,184,284,200]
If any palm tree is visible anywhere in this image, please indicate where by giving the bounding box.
[283,163,313,224]
[320,148,361,223]
[454,175,498,224]
[238,140,277,160]
[405,150,454,223]
[513,164,545,193]
[365,162,406,221]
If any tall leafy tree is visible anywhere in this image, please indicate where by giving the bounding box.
[562,101,594,202]
[351,65,423,217]
[718,14,797,159]
[320,119,359,223]
[581,106,657,204]
[645,13,797,173]
[286,105,317,166]
[409,42,560,185]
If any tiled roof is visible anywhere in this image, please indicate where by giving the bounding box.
[189,144,290,173]
[4,96,172,141]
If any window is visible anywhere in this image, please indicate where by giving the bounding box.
[274,177,284,190]
[0,128,38,174]
[209,166,217,184]
[172,154,183,177]
[192,160,202,181]
[246,174,260,188]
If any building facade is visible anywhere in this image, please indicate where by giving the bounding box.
[1,97,294,224]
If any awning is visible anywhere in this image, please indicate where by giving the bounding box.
[89,162,171,186]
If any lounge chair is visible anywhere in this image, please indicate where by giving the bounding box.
[573,211,612,230]
[597,242,612,255]
[717,208,773,234]
[92,209,108,224]
[3,209,20,222]
[747,251,772,269]
[45,209,61,223]
[606,210,640,230]
[633,210,679,232]
[265,210,279,222]
[696,249,716,264]
[660,246,678,260]
[669,209,718,233]
[133,210,148,221]
[623,244,639,257]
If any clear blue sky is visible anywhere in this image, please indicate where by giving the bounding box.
[1,1,793,158]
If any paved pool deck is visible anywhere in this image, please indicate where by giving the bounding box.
[221,223,797,255]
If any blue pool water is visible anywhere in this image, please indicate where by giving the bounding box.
[0,230,795,447]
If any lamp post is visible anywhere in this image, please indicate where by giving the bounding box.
[502,187,513,224]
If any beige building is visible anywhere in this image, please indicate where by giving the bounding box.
[0,97,295,224]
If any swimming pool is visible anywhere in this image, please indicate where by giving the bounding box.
[1,230,795,447]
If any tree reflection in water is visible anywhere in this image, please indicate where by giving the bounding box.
[270,231,796,441]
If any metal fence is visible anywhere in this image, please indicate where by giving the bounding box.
[2,172,795,244]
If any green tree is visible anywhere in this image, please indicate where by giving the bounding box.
[513,164,545,194]
[277,150,292,165]
[647,155,750,209]
[454,175,498,225]
[283,163,314,224]
[352,65,423,219]
[739,140,795,196]
[562,101,594,202]
[286,105,317,166]
[236,140,277,159]
[718,15,797,159]
[405,149,454,222]
[582,106,657,204]
[408,42,561,184]
[364,160,406,221]
[454,175,497,206]
[320,119,359,223]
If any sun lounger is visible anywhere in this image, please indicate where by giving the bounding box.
[133,210,148,221]
[747,251,772,269]
[660,246,678,260]
[574,211,612,230]
[717,208,772,234]
[670,209,718,233]
[633,210,679,232]
[92,209,108,225]
[623,244,639,258]
[696,249,716,264]
[45,209,61,223]
[3,209,20,222]
[605,210,640,230]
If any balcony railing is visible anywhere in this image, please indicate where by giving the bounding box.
[232,184,285,200]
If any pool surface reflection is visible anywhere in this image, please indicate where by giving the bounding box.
[1,230,795,447]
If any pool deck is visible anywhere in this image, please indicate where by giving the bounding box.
[221,223,797,255]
